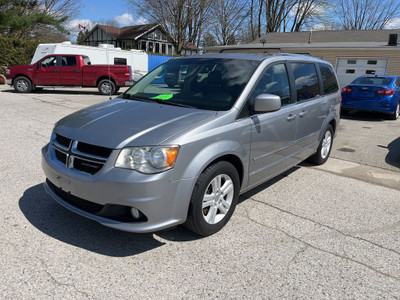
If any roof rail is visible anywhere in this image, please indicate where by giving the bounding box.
[218,47,283,54]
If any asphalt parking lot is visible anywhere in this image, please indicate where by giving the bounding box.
[1,85,400,299]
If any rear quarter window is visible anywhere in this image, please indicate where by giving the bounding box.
[318,63,338,94]
[291,62,320,101]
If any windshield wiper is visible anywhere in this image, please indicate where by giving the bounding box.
[151,98,195,108]
[120,94,151,102]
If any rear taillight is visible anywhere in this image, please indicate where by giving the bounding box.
[342,87,352,93]
[377,89,394,96]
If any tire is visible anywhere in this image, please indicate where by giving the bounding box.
[308,124,334,165]
[184,161,240,236]
[388,102,399,120]
[14,76,32,93]
[98,79,116,95]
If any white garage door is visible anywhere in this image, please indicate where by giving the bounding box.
[335,58,388,88]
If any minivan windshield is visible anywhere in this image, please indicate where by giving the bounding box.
[123,57,260,111]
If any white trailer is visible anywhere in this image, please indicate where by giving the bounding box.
[31,42,148,81]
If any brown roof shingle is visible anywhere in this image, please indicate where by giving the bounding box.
[97,24,158,40]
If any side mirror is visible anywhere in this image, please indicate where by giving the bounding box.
[254,94,282,113]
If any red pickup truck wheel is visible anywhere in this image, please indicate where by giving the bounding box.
[98,79,116,95]
[14,76,32,93]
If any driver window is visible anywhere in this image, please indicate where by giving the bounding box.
[251,63,291,106]
[41,56,57,68]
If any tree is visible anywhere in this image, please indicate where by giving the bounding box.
[208,0,249,45]
[127,0,212,53]
[201,31,218,47]
[77,28,88,45]
[0,0,77,39]
[335,0,400,30]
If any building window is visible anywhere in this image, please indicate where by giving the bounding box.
[346,69,355,74]
[162,44,166,54]
[140,41,147,51]
[366,70,376,75]
[168,44,172,55]
[347,60,357,64]
[148,42,154,52]
[367,60,377,65]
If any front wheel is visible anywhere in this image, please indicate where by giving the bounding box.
[98,79,115,95]
[184,161,240,236]
[388,102,399,120]
[308,124,334,165]
[14,76,32,93]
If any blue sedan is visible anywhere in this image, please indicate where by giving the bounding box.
[341,75,400,120]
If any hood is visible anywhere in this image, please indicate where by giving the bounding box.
[54,98,217,149]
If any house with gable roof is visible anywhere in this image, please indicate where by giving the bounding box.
[83,23,198,56]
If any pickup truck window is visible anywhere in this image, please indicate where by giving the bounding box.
[82,56,91,65]
[60,56,77,67]
[41,56,57,68]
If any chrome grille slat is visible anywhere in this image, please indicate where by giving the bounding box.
[52,134,112,175]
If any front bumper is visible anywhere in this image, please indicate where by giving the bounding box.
[41,144,195,233]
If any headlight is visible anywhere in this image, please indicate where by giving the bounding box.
[115,146,179,173]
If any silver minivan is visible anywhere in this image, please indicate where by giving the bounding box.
[42,53,341,236]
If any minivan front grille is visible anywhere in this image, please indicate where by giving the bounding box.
[52,134,113,175]
[55,134,72,148]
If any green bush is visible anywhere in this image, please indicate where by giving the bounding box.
[0,37,41,74]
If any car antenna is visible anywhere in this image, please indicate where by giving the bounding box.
[260,38,266,54]
[105,38,112,100]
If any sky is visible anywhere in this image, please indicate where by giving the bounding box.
[66,0,400,38]
[67,0,145,36]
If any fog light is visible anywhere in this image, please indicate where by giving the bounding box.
[131,208,140,219]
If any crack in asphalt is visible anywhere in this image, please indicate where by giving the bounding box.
[245,198,400,283]
[37,257,93,298]
[33,97,80,110]
[250,197,400,257]
[285,245,309,271]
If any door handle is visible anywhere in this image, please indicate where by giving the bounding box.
[53,69,58,72]
[74,69,79,72]
[299,110,308,117]
[287,114,297,122]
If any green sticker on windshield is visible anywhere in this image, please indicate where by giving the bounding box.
[152,94,173,101]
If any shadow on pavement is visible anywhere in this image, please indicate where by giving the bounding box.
[19,184,200,256]
[238,166,300,203]
[385,137,400,169]
[340,110,388,122]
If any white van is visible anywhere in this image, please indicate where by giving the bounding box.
[31,42,148,81]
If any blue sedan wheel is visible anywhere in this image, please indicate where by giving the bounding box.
[389,102,399,120]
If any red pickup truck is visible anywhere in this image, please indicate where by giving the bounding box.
[5,54,132,95]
